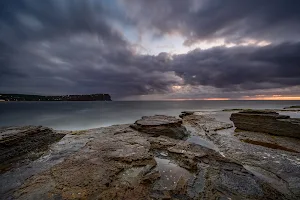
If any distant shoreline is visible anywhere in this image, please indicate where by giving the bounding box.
[0,93,112,101]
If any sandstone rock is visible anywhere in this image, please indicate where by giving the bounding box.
[130,115,188,139]
[0,126,65,173]
[230,110,300,138]
[1,113,298,200]
[183,114,233,135]
[183,112,300,199]
[235,130,300,153]
[0,124,286,200]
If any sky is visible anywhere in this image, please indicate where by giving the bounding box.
[0,0,300,100]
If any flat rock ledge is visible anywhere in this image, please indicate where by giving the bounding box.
[0,126,65,173]
[1,114,299,200]
[2,124,287,200]
[130,115,188,139]
[230,110,300,138]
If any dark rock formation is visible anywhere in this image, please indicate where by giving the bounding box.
[130,115,188,139]
[284,105,300,109]
[0,126,65,172]
[230,110,300,138]
[179,111,194,118]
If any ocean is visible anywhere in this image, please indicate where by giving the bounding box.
[0,101,299,130]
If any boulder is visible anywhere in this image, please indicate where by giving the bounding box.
[230,110,300,138]
[130,115,188,139]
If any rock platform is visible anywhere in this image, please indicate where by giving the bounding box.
[230,110,300,138]
[1,111,300,200]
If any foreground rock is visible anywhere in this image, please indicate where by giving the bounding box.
[182,112,300,199]
[130,115,188,139]
[0,126,65,173]
[1,114,293,200]
[3,125,284,200]
[230,110,300,138]
[234,130,300,153]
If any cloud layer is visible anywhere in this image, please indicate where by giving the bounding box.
[121,0,300,45]
[1,0,300,99]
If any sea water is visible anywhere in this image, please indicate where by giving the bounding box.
[0,100,299,130]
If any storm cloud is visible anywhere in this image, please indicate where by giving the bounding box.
[172,42,300,90]
[0,0,300,99]
[121,0,300,45]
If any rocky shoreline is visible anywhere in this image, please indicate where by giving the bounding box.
[1,109,300,199]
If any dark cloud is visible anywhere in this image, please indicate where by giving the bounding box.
[171,42,300,91]
[0,33,181,97]
[121,0,300,45]
[0,0,123,42]
[0,0,128,69]
[0,0,300,99]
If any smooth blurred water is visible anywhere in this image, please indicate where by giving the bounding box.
[0,101,299,130]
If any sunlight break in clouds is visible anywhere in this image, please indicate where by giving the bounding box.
[1,0,300,100]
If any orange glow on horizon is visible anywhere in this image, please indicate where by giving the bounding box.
[202,98,230,100]
[163,95,300,101]
[163,98,230,101]
[241,96,300,100]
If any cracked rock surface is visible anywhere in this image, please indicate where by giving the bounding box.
[0,112,299,200]
[183,111,300,199]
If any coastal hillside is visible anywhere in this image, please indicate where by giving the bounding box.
[0,94,112,101]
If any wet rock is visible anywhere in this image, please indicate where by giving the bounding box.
[183,114,233,136]
[141,167,160,184]
[179,111,194,118]
[222,108,245,112]
[0,117,294,200]
[130,115,188,139]
[184,112,300,199]
[230,110,300,138]
[0,126,65,173]
[152,157,192,191]
[213,128,300,199]
[14,129,157,200]
[235,130,300,153]
[283,105,300,109]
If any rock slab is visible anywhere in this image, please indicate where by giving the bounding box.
[9,125,286,200]
[230,110,300,138]
[0,126,65,172]
[130,115,188,139]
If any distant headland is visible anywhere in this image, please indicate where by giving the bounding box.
[0,93,112,101]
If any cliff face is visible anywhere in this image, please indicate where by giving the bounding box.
[0,93,112,101]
